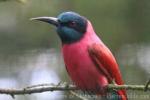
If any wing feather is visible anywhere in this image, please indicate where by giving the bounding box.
[88,43,123,84]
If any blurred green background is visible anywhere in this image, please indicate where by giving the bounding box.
[0,0,150,100]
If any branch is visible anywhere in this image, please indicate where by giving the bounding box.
[0,82,149,97]
[107,84,150,91]
[0,83,77,95]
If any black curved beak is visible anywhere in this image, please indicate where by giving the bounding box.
[30,17,58,27]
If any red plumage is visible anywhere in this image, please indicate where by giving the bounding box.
[88,43,127,100]
[62,21,127,100]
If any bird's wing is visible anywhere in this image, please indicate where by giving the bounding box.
[88,43,123,85]
[88,43,128,100]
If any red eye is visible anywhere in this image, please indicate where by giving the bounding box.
[69,21,76,27]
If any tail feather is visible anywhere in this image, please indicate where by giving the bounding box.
[117,90,127,100]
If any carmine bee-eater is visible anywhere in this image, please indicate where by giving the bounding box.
[31,11,127,100]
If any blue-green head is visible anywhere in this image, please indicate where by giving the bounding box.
[31,12,87,44]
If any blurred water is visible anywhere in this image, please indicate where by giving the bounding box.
[29,68,64,100]
[0,78,18,100]
[0,48,65,100]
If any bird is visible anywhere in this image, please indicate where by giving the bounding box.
[31,11,127,100]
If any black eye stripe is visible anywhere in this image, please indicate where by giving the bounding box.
[60,22,68,26]
[60,21,76,27]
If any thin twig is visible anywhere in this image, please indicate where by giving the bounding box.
[107,84,150,91]
[0,83,77,95]
[0,83,149,96]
